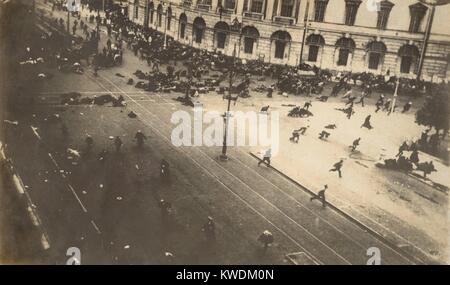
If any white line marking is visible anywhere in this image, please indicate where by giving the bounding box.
[68,184,88,213]
[31,126,41,140]
[91,220,101,234]
[48,153,60,169]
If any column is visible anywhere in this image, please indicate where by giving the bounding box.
[236,0,245,14]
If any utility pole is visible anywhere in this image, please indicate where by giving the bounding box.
[415,0,450,80]
[416,4,435,80]
[67,6,70,34]
[299,0,310,66]
[220,43,237,161]
[185,60,193,99]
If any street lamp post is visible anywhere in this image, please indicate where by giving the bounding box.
[390,77,400,114]
[220,43,238,161]
[96,10,100,42]
[67,7,70,34]
[163,9,168,49]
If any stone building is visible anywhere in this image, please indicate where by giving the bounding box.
[127,0,450,81]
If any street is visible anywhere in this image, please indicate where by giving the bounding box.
[0,0,448,265]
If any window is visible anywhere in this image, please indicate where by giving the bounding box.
[314,0,328,22]
[306,34,324,62]
[308,45,319,62]
[400,56,413,73]
[242,26,259,54]
[134,0,139,18]
[344,0,362,26]
[366,41,386,70]
[167,9,172,31]
[251,0,264,13]
[217,32,226,49]
[275,41,285,59]
[149,7,154,24]
[409,3,427,33]
[398,44,419,74]
[272,31,291,59]
[144,2,151,27]
[224,0,236,10]
[156,6,162,27]
[376,1,394,30]
[336,37,355,66]
[368,53,381,70]
[280,0,294,17]
[193,18,206,44]
[179,14,187,39]
[214,22,229,49]
[337,49,349,66]
[244,37,254,54]
[180,22,186,38]
[195,28,202,43]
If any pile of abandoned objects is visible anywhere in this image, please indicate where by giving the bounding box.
[288,107,314,118]
[60,92,125,107]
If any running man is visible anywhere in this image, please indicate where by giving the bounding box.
[329,159,344,178]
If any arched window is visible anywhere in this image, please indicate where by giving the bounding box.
[193,17,206,44]
[366,41,387,70]
[242,26,260,54]
[149,2,154,25]
[134,0,140,19]
[271,30,291,59]
[306,34,325,62]
[179,13,187,39]
[335,37,355,66]
[167,7,172,31]
[398,44,419,74]
[157,4,163,27]
[214,22,230,49]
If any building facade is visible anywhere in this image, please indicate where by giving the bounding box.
[127,0,450,81]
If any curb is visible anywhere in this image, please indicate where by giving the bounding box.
[249,151,432,265]
[1,141,51,251]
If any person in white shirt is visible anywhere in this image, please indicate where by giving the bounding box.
[258,148,272,167]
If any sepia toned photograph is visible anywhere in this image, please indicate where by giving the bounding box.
[0,0,448,267]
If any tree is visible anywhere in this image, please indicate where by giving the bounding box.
[415,85,449,134]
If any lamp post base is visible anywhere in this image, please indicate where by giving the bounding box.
[219,154,229,161]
